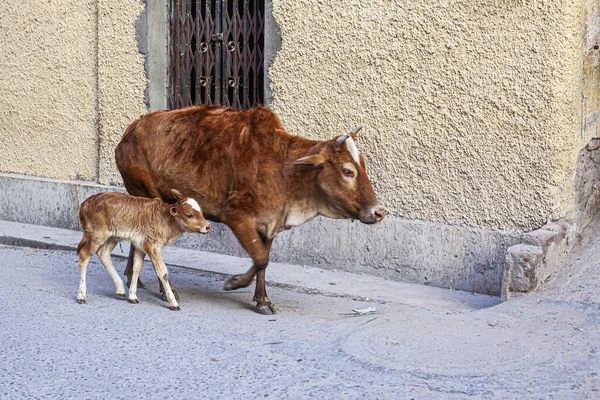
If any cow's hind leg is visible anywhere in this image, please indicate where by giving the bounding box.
[222,220,276,314]
[96,238,126,298]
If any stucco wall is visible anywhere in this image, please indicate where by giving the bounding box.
[0,0,589,233]
[0,1,146,185]
[0,0,98,181]
[583,0,600,145]
[270,0,583,230]
[97,0,147,185]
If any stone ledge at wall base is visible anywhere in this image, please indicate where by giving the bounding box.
[0,172,523,295]
[501,181,600,302]
[502,138,600,301]
[500,220,577,302]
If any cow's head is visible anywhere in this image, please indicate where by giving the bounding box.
[290,127,385,224]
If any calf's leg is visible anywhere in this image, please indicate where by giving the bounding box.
[96,238,126,298]
[76,237,102,304]
[125,245,145,289]
[127,248,146,304]
[126,244,180,302]
[77,249,92,304]
[145,246,180,311]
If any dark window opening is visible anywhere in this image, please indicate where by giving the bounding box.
[168,0,265,110]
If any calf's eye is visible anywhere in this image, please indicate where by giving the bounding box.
[186,214,193,219]
[342,168,355,178]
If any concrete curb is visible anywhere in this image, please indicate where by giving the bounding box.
[0,219,499,312]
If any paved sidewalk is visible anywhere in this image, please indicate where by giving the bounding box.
[1,219,599,399]
[0,220,498,312]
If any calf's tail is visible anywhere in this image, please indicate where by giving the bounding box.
[76,209,88,256]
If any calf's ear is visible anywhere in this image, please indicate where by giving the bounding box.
[170,206,178,216]
[171,189,184,200]
[288,154,327,167]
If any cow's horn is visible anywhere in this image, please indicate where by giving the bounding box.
[336,126,362,146]
[336,134,350,145]
[350,126,362,136]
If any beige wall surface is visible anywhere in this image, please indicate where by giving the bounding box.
[583,0,600,145]
[0,0,98,181]
[97,0,147,185]
[0,1,146,185]
[0,0,590,233]
[270,0,583,230]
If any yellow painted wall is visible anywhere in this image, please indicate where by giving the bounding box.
[0,0,591,233]
[270,0,583,230]
[0,0,98,180]
[0,0,146,184]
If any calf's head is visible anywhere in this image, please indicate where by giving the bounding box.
[169,189,212,233]
[290,127,385,224]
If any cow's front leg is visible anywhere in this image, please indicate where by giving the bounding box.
[223,220,275,314]
[252,240,276,315]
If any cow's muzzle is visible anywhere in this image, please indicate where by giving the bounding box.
[359,206,385,224]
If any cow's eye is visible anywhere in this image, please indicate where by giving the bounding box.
[342,167,355,178]
[186,214,193,219]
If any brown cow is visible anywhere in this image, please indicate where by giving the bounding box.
[115,105,385,314]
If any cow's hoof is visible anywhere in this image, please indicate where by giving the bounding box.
[169,305,181,311]
[128,298,139,304]
[223,276,238,290]
[116,293,126,298]
[77,298,86,304]
[223,275,250,290]
[256,304,277,315]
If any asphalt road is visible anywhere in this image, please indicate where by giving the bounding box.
[1,237,599,399]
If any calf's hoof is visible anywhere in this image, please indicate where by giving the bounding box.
[161,288,180,302]
[169,305,181,311]
[77,298,86,304]
[128,298,139,304]
[116,293,126,298]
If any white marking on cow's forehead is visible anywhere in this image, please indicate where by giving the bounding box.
[345,137,360,164]
[185,198,201,211]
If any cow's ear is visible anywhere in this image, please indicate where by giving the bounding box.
[170,206,178,216]
[171,189,184,200]
[288,154,327,167]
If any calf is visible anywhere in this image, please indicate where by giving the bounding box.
[76,189,211,310]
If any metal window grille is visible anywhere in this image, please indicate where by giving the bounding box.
[169,0,265,110]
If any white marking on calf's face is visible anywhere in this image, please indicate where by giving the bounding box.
[185,198,201,212]
[345,137,360,164]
